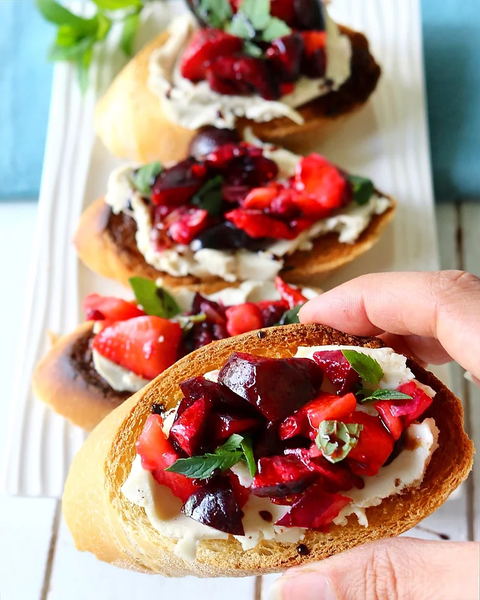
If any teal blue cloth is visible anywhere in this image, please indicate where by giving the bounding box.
[0,0,478,200]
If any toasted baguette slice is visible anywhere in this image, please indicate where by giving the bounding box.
[63,323,473,577]
[95,25,381,164]
[74,196,396,290]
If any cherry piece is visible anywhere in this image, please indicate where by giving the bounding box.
[182,483,245,535]
[251,455,317,498]
[313,350,361,394]
[151,157,208,206]
[169,397,212,456]
[266,33,305,83]
[188,126,240,158]
[225,302,263,336]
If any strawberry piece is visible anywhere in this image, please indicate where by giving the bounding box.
[169,397,212,456]
[257,299,289,327]
[345,412,395,477]
[180,29,244,81]
[279,392,357,441]
[225,302,263,336]
[226,208,298,239]
[229,472,251,508]
[167,207,210,245]
[280,82,295,95]
[301,31,327,78]
[243,186,277,210]
[151,158,207,206]
[92,316,182,380]
[391,382,434,426]
[275,484,351,530]
[136,414,198,502]
[210,411,260,442]
[206,55,281,100]
[313,350,361,394]
[270,0,297,26]
[266,33,305,82]
[292,192,331,219]
[294,154,349,210]
[251,455,317,498]
[83,294,144,322]
[274,276,307,309]
[374,401,404,441]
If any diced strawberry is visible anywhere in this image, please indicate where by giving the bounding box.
[151,158,207,206]
[274,276,307,309]
[209,411,260,441]
[279,392,357,441]
[392,382,434,426]
[225,302,263,336]
[180,29,244,81]
[275,483,351,530]
[226,208,298,239]
[294,154,349,210]
[301,31,327,78]
[251,455,317,498]
[345,412,395,477]
[167,207,210,245]
[374,401,404,441]
[313,350,361,394]
[229,472,251,508]
[270,188,300,217]
[280,82,295,95]
[169,397,212,456]
[136,414,198,502]
[83,294,144,322]
[243,186,277,210]
[92,316,182,380]
[292,192,332,219]
[266,33,305,82]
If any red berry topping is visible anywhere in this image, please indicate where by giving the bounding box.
[274,276,307,309]
[83,294,144,322]
[167,207,210,245]
[313,350,361,394]
[345,412,395,477]
[294,154,350,210]
[169,397,212,456]
[226,208,299,239]
[301,31,327,78]
[210,411,260,442]
[92,316,182,380]
[266,33,305,83]
[180,29,244,81]
[270,0,297,26]
[251,455,317,498]
[225,302,263,336]
[392,382,434,425]
[151,158,207,206]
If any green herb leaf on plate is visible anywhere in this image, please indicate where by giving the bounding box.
[132,161,163,197]
[129,277,181,319]
[359,389,413,403]
[316,420,363,463]
[191,175,224,216]
[348,174,375,206]
[342,350,384,385]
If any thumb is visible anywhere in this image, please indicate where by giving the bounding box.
[269,538,480,600]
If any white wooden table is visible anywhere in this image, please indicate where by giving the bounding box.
[0,201,478,600]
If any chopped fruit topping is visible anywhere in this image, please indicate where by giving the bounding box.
[151,158,207,206]
[92,316,182,380]
[167,207,210,245]
[301,31,327,78]
[136,415,198,502]
[83,294,144,322]
[275,484,350,530]
[266,33,305,82]
[210,411,260,441]
[243,186,278,210]
[345,412,395,477]
[179,376,256,414]
[229,472,251,508]
[182,483,245,535]
[274,276,307,309]
[294,0,326,31]
[180,29,244,81]
[279,392,357,440]
[226,208,310,239]
[392,382,434,426]
[313,350,361,394]
[270,0,297,27]
[169,397,212,456]
[225,302,263,336]
[218,352,323,421]
[189,126,240,158]
[251,455,317,497]
[257,299,289,327]
[206,55,281,100]
[294,154,349,209]
[374,402,404,441]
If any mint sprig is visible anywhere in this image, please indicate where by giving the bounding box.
[166,434,256,479]
[191,175,224,216]
[342,350,384,386]
[132,161,162,197]
[316,420,363,463]
[129,277,181,319]
[277,303,305,325]
[190,0,233,29]
[359,389,413,403]
[348,175,375,206]
[227,0,292,42]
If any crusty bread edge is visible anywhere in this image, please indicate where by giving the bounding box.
[74,196,396,290]
[63,323,474,577]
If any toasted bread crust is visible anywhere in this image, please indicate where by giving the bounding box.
[63,324,474,577]
[32,323,129,431]
[94,26,380,163]
[74,197,396,290]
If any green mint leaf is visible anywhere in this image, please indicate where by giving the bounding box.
[261,16,292,41]
[244,40,263,57]
[342,350,384,385]
[35,0,98,34]
[216,434,244,453]
[316,420,363,463]
[348,175,374,206]
[92,0,141,10]
[132,161,162,196]
[197,0,233,28]
[48,36,95,62]
[191,175,224,216]
[226,12,255,38]
[360,389,413,403]
[240,437,257,477]
[277,303,305,325]
[120,11,141,56]
[176,313,207,337]
[129,277,181,318]
[56,24,81,47]
[165,451,243,479]
[240,0,271,31]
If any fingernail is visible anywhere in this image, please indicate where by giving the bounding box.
[269,571,337,600]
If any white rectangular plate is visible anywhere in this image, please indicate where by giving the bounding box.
[4,1,461,571]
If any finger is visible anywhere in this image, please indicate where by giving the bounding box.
[269,538,480,600]
[299,271,480,379]
[378,333,452,366]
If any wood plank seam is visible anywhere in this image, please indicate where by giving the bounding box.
[40,500,61,600]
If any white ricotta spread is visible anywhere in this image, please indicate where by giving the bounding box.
[147,9,352,130]
[122,345,439,561]
[92,350,150,393]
